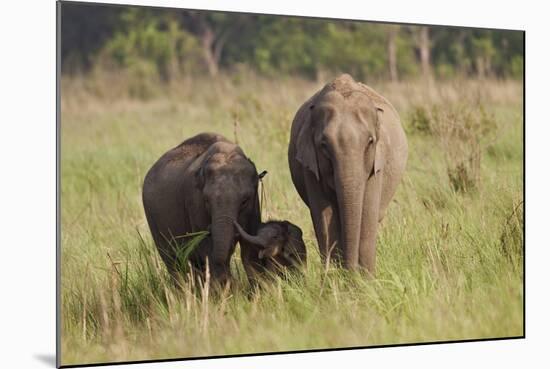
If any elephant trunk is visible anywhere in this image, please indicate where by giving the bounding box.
[209,210,238,284]
[233,221,267,248]
[334,163,365,270]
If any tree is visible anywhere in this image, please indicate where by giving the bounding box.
[61,2,124,72]
[60,3,525,81]
[386,25,400,81]
[417,26,432,80]
[179,11,244,77]
[471,33,496,78]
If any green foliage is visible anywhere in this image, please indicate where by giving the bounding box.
[61,3,524,81]
[248,17,322,78]
[509,55,524,78]
[471,36,496,59]
[173,231,210,274]
[98,9,203,81]
[238,18,388,80]
[395,30,419,78]
[322,21,388,80]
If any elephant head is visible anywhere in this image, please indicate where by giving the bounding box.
[233,220,307,271]
[295,74,386,268]
[194,142,261,283]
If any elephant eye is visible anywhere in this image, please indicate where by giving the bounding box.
[240,197,250,208]
[319,139,329,151]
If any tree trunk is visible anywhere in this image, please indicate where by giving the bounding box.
[418,26,431,80]
[387,26,399,82]
[457,30,467,76]
[200,27,218,77]
[475,57,485,79]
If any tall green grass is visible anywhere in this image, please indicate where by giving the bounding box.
[60,74,523,365]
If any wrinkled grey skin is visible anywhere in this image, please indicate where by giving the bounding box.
[142,133,261,286]
[234,220,307,277]
[288,74,408,276]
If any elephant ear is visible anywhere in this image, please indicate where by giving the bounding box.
[373,144,384,176]
[247,183,262,234]
[296,108,320,181]
[373,106,385,177]
[195,164,205,190]
[194,153,214,190]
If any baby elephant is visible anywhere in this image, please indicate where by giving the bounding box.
[234,220,307,277]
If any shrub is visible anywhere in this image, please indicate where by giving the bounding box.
[500,200,524,264]
[126,60,160,100]
[96,17,203,82]
[407,105,433,134]
[428,103,497,193]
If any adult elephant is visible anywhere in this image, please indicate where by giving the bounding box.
[288,74,408,275]
[142,133,262,285]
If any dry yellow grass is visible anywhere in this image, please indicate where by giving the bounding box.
[60,72,523,366]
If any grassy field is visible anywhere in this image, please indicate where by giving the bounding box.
[60,73,523,366]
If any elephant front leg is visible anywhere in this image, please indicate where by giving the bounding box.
[304,173,341,265]
[358,174,382,276]
[310,205,341,266]
[240,240,266,287]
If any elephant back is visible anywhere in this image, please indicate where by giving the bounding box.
[165,132,230,165]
